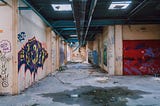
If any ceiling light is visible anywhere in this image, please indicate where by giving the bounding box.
[52,4,72,11]
[70,35,78,37]
[109,1,132,10]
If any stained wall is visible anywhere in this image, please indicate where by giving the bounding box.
[0,1,14,94]
[18,9,51,92]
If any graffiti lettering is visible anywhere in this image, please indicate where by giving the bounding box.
[0,50,10,88]
[18,32,27,42]
[0,40,11,53]
[18,37,48,79]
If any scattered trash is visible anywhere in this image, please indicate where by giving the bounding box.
[153,77,160,81]
[70,94,79,98]
[96,77,109,83]
[113,81,118,84]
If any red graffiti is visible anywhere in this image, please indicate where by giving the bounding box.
[123,40,160,75]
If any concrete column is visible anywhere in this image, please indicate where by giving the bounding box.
[64,42,67,64]
[115,25,123,75]
[56,36,60,69]
[46,27,52,74]
[84,43,89,63]
[107,26,115,75]
[12,0,18,95]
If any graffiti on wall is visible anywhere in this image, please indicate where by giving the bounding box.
[18,37,48,79]
[0,40,11,53]
[0,40,11,88]
[103,41,107,66]
[123,40,160,75]
[93,50,98,65]
[60,47,65,65]
[18,32,27,42]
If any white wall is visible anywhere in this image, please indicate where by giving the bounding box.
[0,1,13,94]
[18,10,48,92]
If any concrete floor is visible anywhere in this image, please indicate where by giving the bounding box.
[0,63,160,106]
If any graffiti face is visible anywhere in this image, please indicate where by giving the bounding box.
[18,37,48,79]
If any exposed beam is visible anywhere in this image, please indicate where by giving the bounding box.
[56,28,76,31]
[51,19,160,28]
[83,0,97,45]
[18,7,31,10]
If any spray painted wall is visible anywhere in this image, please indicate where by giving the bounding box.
[0,1,13,94]
[51,33,57,71]
[59,40,65,65]
[123,25,160,75]
[18,10,49,92]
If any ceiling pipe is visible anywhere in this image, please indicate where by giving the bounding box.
[83,0,97,45]
[128,0,149,18]
[71,0,87,46]
[22,0,68,42]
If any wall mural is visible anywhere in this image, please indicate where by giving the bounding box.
[18,37,48,79]
[123,40,160,75]
[0,40,11,88]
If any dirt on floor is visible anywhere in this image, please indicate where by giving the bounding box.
[0,63,160,106]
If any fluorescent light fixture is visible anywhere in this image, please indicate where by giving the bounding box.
[109,1,132,10]
[70,35,78,37]
[52,4,72,11]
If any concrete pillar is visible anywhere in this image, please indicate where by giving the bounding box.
[64,42,67,64]
[56,36,60,69]
[107,26,115,75]
[84,43,89,63]
[12,0,18,95]
[115,25,123,75]
[46,27,52,74]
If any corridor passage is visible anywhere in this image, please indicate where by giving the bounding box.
[0,63,160,106]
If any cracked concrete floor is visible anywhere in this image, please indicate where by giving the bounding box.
[0,63,160,106]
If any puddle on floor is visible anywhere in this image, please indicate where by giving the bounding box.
[41,86,149,106]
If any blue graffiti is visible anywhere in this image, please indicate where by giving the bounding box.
[18,32,27,42]
[18,37,48,79]
[144,48,155,57]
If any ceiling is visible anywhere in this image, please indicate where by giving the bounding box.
[20,0,160,45]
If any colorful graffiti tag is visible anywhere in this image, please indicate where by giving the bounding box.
[0,40,11,53]
[123,40,160,75]
[103,44,107,66]
[18,37,48,79]
[18,32,27,42]
[0,40,11,88]
[0,51,11,87]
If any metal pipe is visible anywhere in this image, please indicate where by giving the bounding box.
[83,0,97,44]
[128,0,149,18]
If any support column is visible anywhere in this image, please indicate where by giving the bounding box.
[107,26,115,75]
[12,0,18,95]
[46,27,52,75]
[64,42,67,64]
[56,36,60,69]
[84,43,88,63]
[115,25,123,75]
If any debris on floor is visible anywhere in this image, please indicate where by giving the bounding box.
[95,77,109,83]
[41,86,149,106]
